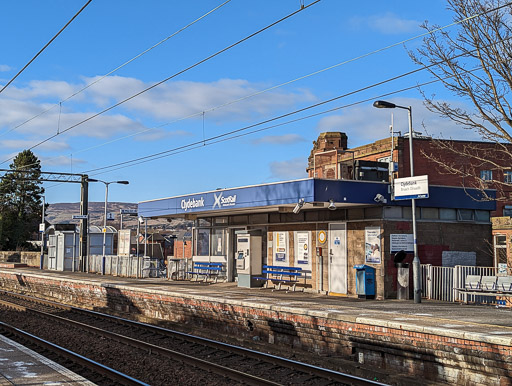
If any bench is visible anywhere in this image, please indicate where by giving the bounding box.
[255,265,306,292]
[186,262,225,283]
[458,275,512,304]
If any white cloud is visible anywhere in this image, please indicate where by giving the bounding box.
[136,129,191,142]
[42,155,86,167]
[315,98,481,148]
[350,12,421,35]
[251,134,306,145]
[81,76,316,122]
[0,75,315,145]
[269,157,308,180]
[0,65,11,72]
[0,139,70,151]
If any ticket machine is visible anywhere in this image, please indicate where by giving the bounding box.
[236,233,262,288]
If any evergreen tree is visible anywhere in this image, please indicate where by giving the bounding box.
[0,150,45,250]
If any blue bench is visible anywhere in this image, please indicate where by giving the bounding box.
[255,265,305,291]
[187,262,225,283]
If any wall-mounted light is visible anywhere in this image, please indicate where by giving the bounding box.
[328,199,336,211]
[293,198,305,214]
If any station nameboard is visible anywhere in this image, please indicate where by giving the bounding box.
[72,214,88,220]
[394,175,429,200]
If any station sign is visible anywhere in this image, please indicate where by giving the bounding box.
[72,214,88,220]
[394,175,429,200]
[120,209,138,215]
[39,223,45,233]
[107,212,115,221]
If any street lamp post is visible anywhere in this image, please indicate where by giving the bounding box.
[88,179,129,275]
[373,100,421,304]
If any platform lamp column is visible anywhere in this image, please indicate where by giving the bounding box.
[40,196,45,270]
[88,179,129,275]
[373,100,421,304]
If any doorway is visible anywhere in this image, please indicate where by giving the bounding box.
[328,222,347,295]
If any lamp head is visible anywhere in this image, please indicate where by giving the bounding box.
[373,100,396,109]
[328,199,336,211]
[116,180,129,185]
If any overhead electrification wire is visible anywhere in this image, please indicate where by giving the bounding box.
[19,1,512,178]
[0,0,231,138]
[79,43,496,177]
[36,0,512,164]
[3,0,321,164]
[0,0,93,95]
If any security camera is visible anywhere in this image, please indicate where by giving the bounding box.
[374,194,387,204]
[328,199,336,211]
[138,216,145,224]
[293,198,305,214]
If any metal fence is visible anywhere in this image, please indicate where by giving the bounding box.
[88,255,143,277]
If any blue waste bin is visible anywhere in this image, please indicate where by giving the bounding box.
[353,264,375,299]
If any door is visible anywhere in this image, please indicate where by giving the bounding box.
[48,235,57,270]
[328,223,347,295]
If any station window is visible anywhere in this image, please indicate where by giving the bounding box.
[475,210,490,222]
[458,209,474,221]
[440,208,457,220]
[211,228,226,256]
[480,170,492,181]
[383,206,402,219]
[504,205,512,217]
[421,207,439,220]
[505,171,512,184]
[195,228,210,256]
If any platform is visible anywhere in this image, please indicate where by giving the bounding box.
[0,267,511,384]
[0,333,93,385]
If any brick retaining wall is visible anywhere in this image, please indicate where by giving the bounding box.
[0,271,510,385]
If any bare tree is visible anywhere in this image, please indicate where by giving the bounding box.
[410,0,512,202]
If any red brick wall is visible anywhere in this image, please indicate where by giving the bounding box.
[0,271,509,384]
[173,240,192,259]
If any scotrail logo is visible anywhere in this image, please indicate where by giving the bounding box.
[213,192,237,209]
[181,197,205,211]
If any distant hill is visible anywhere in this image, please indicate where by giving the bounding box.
[45,202,190,230]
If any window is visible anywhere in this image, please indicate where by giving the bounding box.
[440,208,457,220]
[480,170,492,181]
[504,206,512,217]
[475,210,490,222]
[195,228,210,256]
[505,171,512,184]
[421,207,439,220]
[458,209,474,221]
[211,228,226,256]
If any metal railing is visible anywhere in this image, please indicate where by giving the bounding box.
[421,264,510,304]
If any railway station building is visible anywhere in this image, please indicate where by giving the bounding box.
[138,178,494,299]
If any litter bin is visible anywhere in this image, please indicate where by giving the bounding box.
[353,264,375,299]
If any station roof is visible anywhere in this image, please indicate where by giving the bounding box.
[138,178,495,219]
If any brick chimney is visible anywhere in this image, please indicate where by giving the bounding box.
[307,132,348,177]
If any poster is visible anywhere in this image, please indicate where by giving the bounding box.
[390,234,413,253]
[365,227,382,264]
[296,231,310,265]
[274,232,288,263]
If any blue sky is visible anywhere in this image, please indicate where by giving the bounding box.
[0,0,475,204]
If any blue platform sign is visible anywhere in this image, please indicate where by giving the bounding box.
[394,175,429,200]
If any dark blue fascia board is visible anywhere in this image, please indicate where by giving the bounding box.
[138,178,315,218]
[138,178,495,218]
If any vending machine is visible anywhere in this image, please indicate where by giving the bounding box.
[236,233,262,288]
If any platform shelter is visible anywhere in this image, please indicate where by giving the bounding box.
[138,178,495,299]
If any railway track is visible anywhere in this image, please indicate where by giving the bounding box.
[0,290,386,385]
